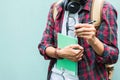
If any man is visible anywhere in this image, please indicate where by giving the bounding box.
[38,0,119,80]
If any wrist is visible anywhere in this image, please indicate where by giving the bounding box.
[88,37,97,45]
[88,36,104,56]
[54,48,62,59]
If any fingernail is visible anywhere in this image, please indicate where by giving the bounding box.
[78,58,82,61]
[75,50,80,54]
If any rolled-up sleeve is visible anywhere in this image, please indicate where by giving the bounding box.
[38,3,55,60]
[96,2,119,64]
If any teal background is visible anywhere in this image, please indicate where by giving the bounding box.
[0,0,119,80]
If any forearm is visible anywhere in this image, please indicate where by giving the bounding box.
[46,46,56,58]
[46,46,61,59]
[89,36,119,64]
[88,37,104,56]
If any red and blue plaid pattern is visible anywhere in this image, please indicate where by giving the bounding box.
[38,0,119,80]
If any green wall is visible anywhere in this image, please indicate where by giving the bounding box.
[107,0,120,80]
[0,0,119,80]
[0,0,54,80]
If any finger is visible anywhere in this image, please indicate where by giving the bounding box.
[68,57,78,62]
[74,50,84,60]
[76,32,96,37]
[74,49,82,54]
[76,53,83,59]
[79,49,84,54]
[74,55,83,62]
[77,34,95,40]
[74,24,82,29]
[74,49,84,56]
[75,23,93,29]
[75,54,83,62]
[77,54,84,61]
[75,27,96,34]
[78,57,82,61]
[70,44,84,50]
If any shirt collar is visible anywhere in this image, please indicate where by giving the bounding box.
[55,0,92,19]
[57,0,92,11]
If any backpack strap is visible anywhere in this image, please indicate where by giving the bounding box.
[53,0,63,21]
[91,1,114,79]
[91,0,105,28]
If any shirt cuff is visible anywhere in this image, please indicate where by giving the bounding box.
[40,44,54,60]
[96,44,109,63]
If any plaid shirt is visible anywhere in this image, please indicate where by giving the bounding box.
[38,0,119,80]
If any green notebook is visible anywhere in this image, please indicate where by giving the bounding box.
[56,33,78,75]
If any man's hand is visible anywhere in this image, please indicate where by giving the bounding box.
[74,23,104,56]
[74,23,96,45]
[58,44,84,62]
